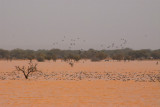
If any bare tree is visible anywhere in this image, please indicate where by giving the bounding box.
[15,61,39,79]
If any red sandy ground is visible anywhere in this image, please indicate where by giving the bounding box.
[0,60,160,107]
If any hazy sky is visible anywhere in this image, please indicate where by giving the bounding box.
[0,0,160,50]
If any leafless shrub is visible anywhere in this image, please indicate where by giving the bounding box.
[69,62,74,67]
[15,61,39,79]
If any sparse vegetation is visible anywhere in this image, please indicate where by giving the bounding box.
[69,62,74,67]
[0,48,160,62]
[15,61,39,79]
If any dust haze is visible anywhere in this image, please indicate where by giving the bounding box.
[0,0,160,50]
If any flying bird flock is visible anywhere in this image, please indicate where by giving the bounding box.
[52,36,87,50]
[52,35,128,50]
[100,38,128,50]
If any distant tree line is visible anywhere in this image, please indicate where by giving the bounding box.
[0,48,160,62]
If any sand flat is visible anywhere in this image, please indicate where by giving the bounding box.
[0,80,160,107]
[0,60,160,107]
[0,60,159,73]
